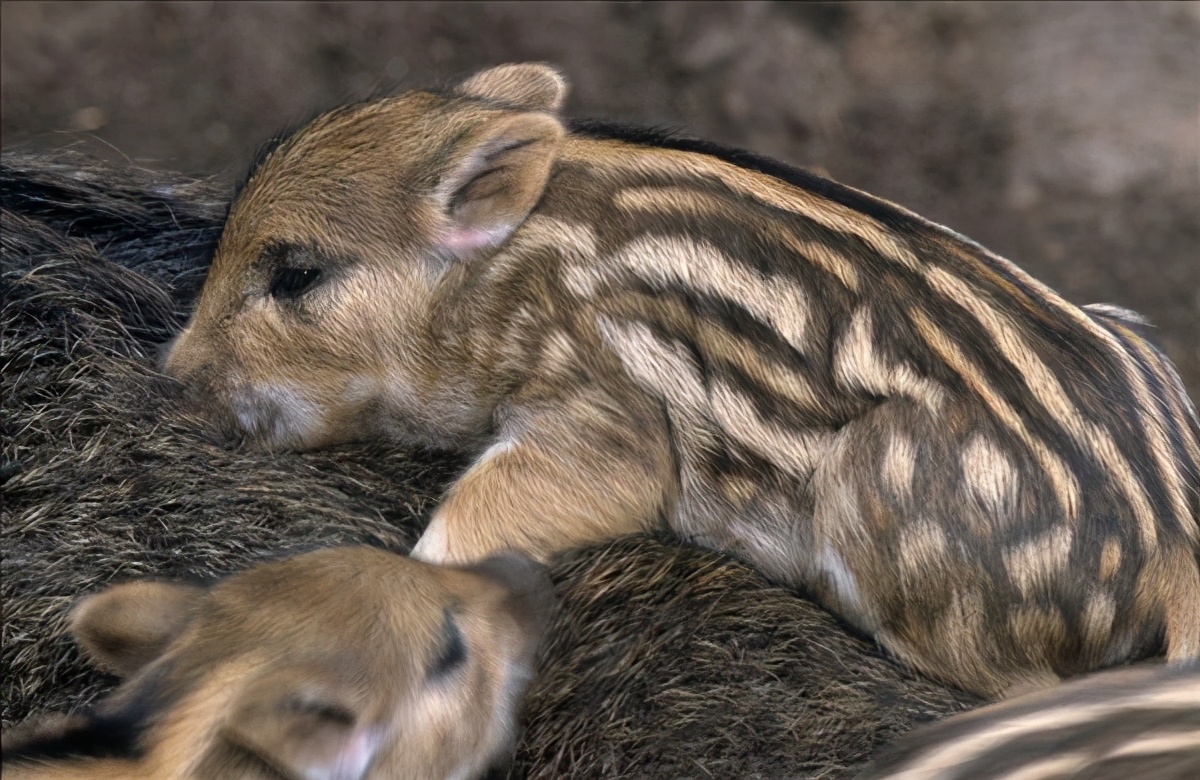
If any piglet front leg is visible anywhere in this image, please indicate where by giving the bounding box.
[413,386,675,564]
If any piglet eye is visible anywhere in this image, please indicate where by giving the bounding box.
[428,608,467,681]
[269,267,322,300]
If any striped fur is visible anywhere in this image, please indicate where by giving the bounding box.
[859,662,1200,780]
[164,63,1200,697]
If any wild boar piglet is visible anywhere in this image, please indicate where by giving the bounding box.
[2,546,554,780]
[860,661,1200,780]
[164,63,1200,697]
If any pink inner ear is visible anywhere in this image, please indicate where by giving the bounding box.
[310,724,383,780]
[439,224,514,256]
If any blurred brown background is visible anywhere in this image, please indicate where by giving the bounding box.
[3,1,1197,394]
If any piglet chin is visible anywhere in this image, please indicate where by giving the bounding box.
[229,382,328,449]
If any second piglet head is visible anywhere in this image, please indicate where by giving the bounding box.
[163,64,567,449]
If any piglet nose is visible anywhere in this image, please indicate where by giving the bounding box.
[157,329,206,379]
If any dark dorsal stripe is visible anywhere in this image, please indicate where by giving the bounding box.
[565,117,928,234]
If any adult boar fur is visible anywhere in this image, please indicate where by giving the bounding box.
[0,150,980,777]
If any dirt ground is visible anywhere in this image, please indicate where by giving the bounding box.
[3,1,1197,391]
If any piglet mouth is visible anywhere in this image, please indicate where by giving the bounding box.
[151,369,242,446]
[162,359,335,450]
[228,383,323,448]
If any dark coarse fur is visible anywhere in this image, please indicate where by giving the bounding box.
[1,150,980,778]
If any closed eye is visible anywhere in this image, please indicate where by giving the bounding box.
[428,608,467,681]
[269,267,322,300]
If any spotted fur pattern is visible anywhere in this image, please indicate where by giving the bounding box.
[164,63,1200,697]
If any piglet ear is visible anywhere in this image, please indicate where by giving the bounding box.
[462,551,557,641]
[458,63,568,112]
[433,112,564,260]
[224,662,381,780]
[70,581,204,678]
